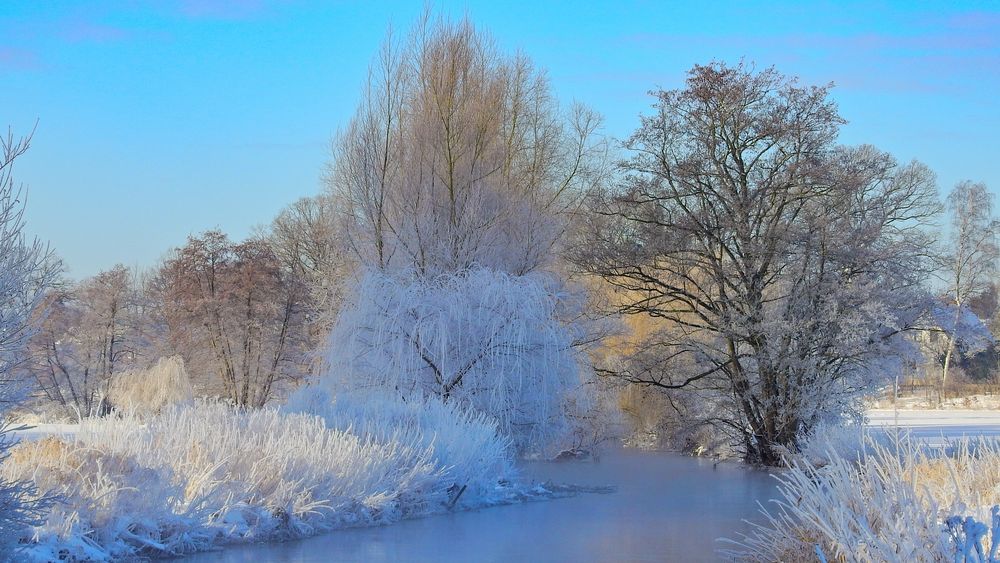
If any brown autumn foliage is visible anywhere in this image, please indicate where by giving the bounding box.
[155,231,312,407]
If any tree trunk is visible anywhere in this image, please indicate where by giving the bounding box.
[941,335,956,408]
[743,428,789,466]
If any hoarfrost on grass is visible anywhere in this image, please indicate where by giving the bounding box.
[727,430,1000,562]
[6,393,529,561]
[105,356,194,415]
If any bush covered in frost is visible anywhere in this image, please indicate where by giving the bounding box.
[6,393,519,561]
[728,432,1000,562]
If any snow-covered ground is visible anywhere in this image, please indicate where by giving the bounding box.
[21,408,1000,444]
[873,393,1000,411]
[8,422,79,442]
[867,408,1000,446]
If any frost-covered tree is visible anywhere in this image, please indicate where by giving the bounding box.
[0,129,58,549]
[940,181,998,392]
[266,194,354,371]
[25,265,146,416]
[326,14,606,276]
[323,268,586,454]
[320,16,609,454]
[576,63,940,465]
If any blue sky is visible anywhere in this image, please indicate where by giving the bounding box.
[2,1,998,278]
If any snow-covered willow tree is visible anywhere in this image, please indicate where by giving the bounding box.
[0,129,58,547]
[320,16,608,455]
[575,63,941,465]
[322,268,584,453]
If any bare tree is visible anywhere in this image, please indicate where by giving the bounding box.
[267,194,353,361]
[575,63,940,465]
[940,181,998,393]
[0,130,59,397]
[26,265,143,415]
[156,231,311,407]
[0,127,58,547]
[327,14,607,277]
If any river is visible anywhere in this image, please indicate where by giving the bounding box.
[182,448,778,563]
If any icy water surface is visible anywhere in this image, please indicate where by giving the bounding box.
[182,449,778,563]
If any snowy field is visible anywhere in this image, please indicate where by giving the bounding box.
[867,408,1000,445]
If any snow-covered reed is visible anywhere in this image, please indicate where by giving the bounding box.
[285,388,513,490]
[6,394,517,561]
[0,425,51,556]
[106,356,194,415]
[728,433,1000,562]
[792,421,891,467]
